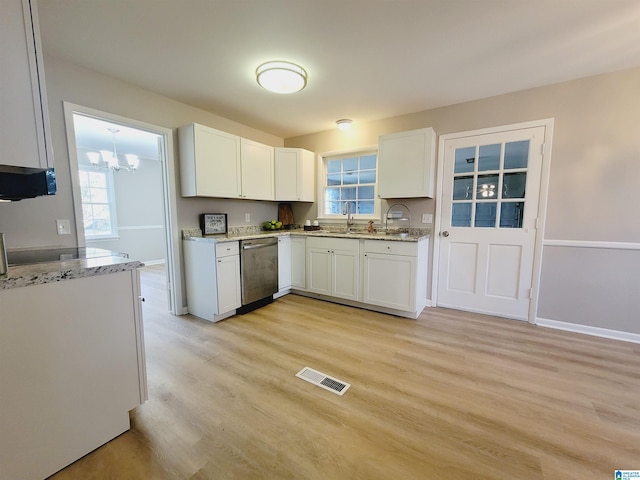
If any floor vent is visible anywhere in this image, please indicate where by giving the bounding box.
[296,367,350,396]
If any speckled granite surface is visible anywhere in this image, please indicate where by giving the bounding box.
[183,225,431,243]
[0,255,144,291]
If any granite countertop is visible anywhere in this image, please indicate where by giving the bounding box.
[183,228,430,244]
[0,248,144,291]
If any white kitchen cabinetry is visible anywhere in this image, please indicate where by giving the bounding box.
[291,236,306,290]
[1,0,54,170]
[362,238,428,316]
[378,127,436,198]
[183,239,241,321]
[0,269,146,480]
[179,123,242,198]
[275,147,315,202]
[277,236,292,297]
[307,237,359,301]
[241,138,275,200]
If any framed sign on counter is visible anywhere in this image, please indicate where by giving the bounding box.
[200,213,227,235]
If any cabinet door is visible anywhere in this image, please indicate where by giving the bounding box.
[275,148,299,201]
[378,127,436,198]
[1,0,53,170]
[363,253,416,311]
[291,237,306,289]
[241,138,274,200]
[306,247,332,296]
[331,248,360,301]
[278,237,292,291]
[216,255,241,314]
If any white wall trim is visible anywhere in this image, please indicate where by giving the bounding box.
[544,239,640,251]
[536,317,640,344]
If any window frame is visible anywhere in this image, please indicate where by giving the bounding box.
[317,146,381,221]
[78,165,120,240]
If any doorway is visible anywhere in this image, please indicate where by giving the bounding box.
[63,102,183,315]
[434,120,552,322]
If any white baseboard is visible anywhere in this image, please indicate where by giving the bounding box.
[536,317,640,344]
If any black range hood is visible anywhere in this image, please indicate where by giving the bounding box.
[0,167,56,201]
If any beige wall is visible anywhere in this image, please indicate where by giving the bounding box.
[0,55,284,250]
[286,66,640,336]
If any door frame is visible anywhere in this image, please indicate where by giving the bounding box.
[432,118,554,323]
[62,102,184,315]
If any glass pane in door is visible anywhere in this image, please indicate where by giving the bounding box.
[453,176,474,200]
[478,144,501,171]
[452,203,472,227]
[503,172,527,199]
[500,202,524,228]
[504,140,529,169]
[454,147,475,173]
[475,203,497,227]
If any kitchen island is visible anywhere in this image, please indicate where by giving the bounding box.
[0,249,147,480]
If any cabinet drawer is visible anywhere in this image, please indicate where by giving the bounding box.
[364,240,417,256]
[216,241,239,258]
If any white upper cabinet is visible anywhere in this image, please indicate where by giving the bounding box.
[1,0,54,170]
[241,138,275,201]
[179,123,241,198]
[378,127,436,198]
[179,123,277,200]
[275,147,315,202]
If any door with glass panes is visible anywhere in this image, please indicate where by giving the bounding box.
[437,126,544,320]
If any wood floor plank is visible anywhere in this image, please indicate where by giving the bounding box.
[47,265,640,479]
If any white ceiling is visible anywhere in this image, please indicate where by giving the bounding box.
[38,0,640,139]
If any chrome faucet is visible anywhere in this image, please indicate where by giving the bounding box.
[343,202,355,232]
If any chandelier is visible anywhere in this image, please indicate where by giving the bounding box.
[86,128,140,173]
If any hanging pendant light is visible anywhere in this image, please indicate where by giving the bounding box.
[86,127,139,173]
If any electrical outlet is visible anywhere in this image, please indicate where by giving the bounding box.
[421,213,433,224]
[245,213,251,223]
[56,219,71,235]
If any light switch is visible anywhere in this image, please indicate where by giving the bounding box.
[421,214,433,224]
[56,219,71,235]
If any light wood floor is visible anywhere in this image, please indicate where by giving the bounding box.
[49,265,640,479]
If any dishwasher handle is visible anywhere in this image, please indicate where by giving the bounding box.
[242,241,277,250]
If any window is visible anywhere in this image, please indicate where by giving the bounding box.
[79,166,119,238]
[320,150,379,219]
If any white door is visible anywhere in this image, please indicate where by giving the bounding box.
[437,126,545,320]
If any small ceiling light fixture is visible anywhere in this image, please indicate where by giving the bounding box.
[256,61,307,94]
[336,119,353,131]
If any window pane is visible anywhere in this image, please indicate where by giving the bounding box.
[478,144,501,171]
[358,201,374,214]
[503,172,526,199]
[327,160,341,173]
[88,171,106,187]
[453,176,473,200]
[91,188,108,203]
[341,187,356,200]
[359,170,376,184]
[326,201,341,214]
[360,155,376,170]
[358,185,374,200]
[342,171,358,185]
[324,187,340,201]
[343,158,358,171]
[451,203,472,227]
[93,204,110,220]
[454,147,475,174]
[475,202,497,227]
[500,202,524,228]
[327,173,341,186]
[504,140,529,169]
[476,174,498,199]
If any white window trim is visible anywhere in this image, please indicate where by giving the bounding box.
[79,165,120,240]
[316,145,381,222]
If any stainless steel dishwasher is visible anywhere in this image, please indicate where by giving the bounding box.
[239,237,278,310]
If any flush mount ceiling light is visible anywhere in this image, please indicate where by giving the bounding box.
[336,119,353,131]
[256,61,307,94]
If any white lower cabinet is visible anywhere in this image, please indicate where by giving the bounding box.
[183,239,241,321]
[306,237,359,301]
[291,236,306,290]
[362,239,428,315]
[0,269,146,480]
[277,236,292,297]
